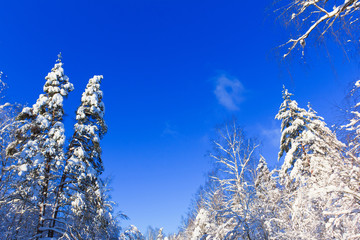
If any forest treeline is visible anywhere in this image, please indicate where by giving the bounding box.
[170,84,360,239]
[1,0,360,238]
[121,80,360,240]
[1,58,360,239]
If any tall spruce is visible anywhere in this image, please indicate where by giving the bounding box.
[6,56,73,238]
[275,88,348,238]
[285,103,347,239]
[276,87,345,183]
[275,87,310,182]
[52,75,118,238]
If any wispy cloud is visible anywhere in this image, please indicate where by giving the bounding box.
[214,75,245,111]
[161,122,179,137]
[260,125,281,148]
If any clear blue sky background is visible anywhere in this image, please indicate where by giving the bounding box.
[1,0,359,235]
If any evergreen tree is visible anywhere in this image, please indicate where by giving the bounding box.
[156,228,165,240]
[276,90,349,239]
[189,208,213,240]
[342,80,360,159]
[50,75,118,238]
[254,156,278,239]
[120,225,145,240]
[275,87,310,182]
[6,57,73,238]
[180,86,360,239]
[182,179,229,240]
[303,104,345,178]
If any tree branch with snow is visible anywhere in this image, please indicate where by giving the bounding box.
[278,0,360,58]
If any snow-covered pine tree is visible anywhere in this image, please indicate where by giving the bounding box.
[304,104,345,177]
[68,74,107,178]
[254,156,271,236]
[50,75,118,238]
[182,181,230,240]
[276,88,354,239]
[5,57,73,238]
[254,156,272,191]
[333,80,360,238]
[342,80,360,159]
[277,87,345,185]
[283,108,348,239]
[157,228,165,240]
[120,225,145,240]
[254,156,281,238]
[277,88,345,180]
[254,156,300,240]
[299,84,360,238]
[189,208,213,240]
[275,86,311,183]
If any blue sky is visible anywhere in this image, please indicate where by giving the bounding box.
[1,0,360,235]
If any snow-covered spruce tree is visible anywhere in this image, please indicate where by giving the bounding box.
[202,186,229,240]
[180,171,228,240]
[304,104,345,177]
[320,80,360,238]
[156,228,165,240]
[5,57,73,238]
[49,75,119,239]
[275,86,312,184]
[284,104,353,239]
[189,207,214,240]
[186,187,221,239]
[254,156,284,239]
[275,88,359,239]
[276,87,346,180]
[120,225,145,240]
[343,80,360,159]
[254,156,301,239]
[272,88,310,239]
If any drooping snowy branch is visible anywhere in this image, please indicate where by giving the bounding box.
[279,0,360,58]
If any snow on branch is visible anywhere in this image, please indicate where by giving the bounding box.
[280,0,360,58]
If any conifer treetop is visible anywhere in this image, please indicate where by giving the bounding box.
[276,87,308,162]
[68,75,107,179]
[255,155,271,188]
[77,75,106,122]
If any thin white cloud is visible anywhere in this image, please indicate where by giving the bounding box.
[260,126,281,148]
[161,122,178,137]
[214,75,245,111]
